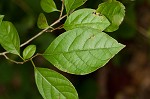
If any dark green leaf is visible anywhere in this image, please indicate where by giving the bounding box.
[41,0,58,13]
[64,8,110,31]
[43,27,125,75]
[37,13,49,29]
[96,1,125,32]
[64,0,87,14]
[35,67,78,99]
[0,21,20,55]
[23,45,36,60]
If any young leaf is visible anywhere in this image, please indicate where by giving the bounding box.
[41,0,58,13]
[37,13,49,29]
[0,15,4,25]
[23,45,36,60]
[96,0,125,32]
[64,0,87,14]
[0,21,20,55]
[64,8,110,31]
[43,27,125,75]
[35,67,78,99]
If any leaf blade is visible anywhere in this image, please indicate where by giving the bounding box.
[64,0,87,14]
[41,0,58,13]
[43,27,125,75]
[96,1,125,32]
[0,21,20,55]
[23,45,36,60]
[37,13,49,29]
[64,8,110,31]
[0,15,4,25]
[35,67,78,99]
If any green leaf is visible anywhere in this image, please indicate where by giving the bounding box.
[96,1,125,32]
[41,0,58,13]
[64,8,110,31]
[37,13,49,29]
[64,0,87,14]
[0,21,20,55]
[35,67,78,99]
[43,27,125,75]
[0,15,4,25]
[23,45,36,60]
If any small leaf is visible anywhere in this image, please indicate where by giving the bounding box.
[41,0,58,13]
[37,13,49,29]
[0,21,20,55]
[64,0,87,14]
[43,27,125,75]
[96,1,125,32]
[64,8,110,31]
[0,15,4,25]
[23,45,36,60]
[35,67,78,99]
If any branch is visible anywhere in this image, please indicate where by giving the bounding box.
[59,0,64,19]
[21,14,67,47]
[46,24,64,32]
[0,14,67,64]
[0,52,8,56]
[3,54,24,64]
[1,53,41,64]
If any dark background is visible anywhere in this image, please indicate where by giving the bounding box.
[0,0,150,99]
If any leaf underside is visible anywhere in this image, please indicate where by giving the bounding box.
[0,21,20,55]
[35,67,78,99]
[96,1,125,32]
[37,13,49,29]
[43,27,125,75]
[64,0,87,14]
[23,45,36,60]
[64,8,110,31]
[41,0,58,13]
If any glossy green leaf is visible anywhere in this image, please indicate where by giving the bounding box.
[64,8,110,31]
[23,45,36,60]
[96,1,125,32]
[0,21,20,55]
[0,15,4,25]
[43,27,125,75]
[37,13,49,29]
[35,67,78,99]
[64,0,87,14]
[41,0,58,13]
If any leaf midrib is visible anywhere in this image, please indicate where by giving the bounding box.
[0,22,20,55]
[36,69,67,98]
[44,45,124,55]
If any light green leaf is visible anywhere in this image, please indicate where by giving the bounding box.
[37,13,49,29]
[64,8,110,31]
[96,1,125,32]
[0,21,20,55]
[35,67,78,99]
[41,0,58,13]
[23,45,36,60]
[0,15,4,25]
[43,27,125,75]
[64,0,87,14]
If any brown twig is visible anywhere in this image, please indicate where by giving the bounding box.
[59,0,64,19]
[46,24,64,32]
[1,53,41,64]
[20,14,67,47]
